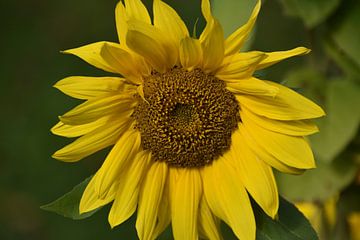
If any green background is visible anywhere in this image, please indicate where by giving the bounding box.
[1,0,359,239]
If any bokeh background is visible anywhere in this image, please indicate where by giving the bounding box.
[1,0,359,239]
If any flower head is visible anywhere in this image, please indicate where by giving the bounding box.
[52,0,325,239]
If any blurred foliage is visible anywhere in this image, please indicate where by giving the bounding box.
[1,0,359,239]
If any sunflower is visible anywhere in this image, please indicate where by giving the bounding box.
[52,0,325,239]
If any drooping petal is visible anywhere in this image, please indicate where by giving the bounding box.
[179,37,202,70]
[170,168,202,240]
[59,92,136,125]
[236,81,325,120]
[51,116,110,138]
[126,20,177,72]
[54,76,130,100]
[239,124,305,174]
[225,77,278,96]
[241,114,316,169]
[94,127,141,198]
[224,0,261,56]
[62,42,120,73]
[241,107,319,136]
[216,52,266,80]
[231,129,279,218]
[108,151,151,228]
[256,47,311,70]
[52,116,131,162]
[201,156,256,240]
[124,0,151,24]
[115,1,128,46]
[198,197,222,240]
[153,0,189,48]
[80,176,118,214]
[136,162,168,240]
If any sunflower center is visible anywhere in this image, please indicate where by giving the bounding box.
[132,67,240,168]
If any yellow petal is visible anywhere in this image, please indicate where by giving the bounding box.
[198,197,222,240]
[241,114,316,169]
[102,43,151,84]
[136,162,168,240]
[199,0,224,72]
[51,116,110,138]
[236,81,325,120]
[225,77,278,96]
[241,107,319,136]
[115,1,128,46]
[170,168,202,240]
[153,0,189,47]
[224,0,261,56]
[94,127,141,198]
[79,176,118,214]
[216,52,266,80]
[60,93,136,125]
[256,47,311,70]
[108,151,151,228]
[201,0,212,22]
[200,19,225,72]
[52,116,131,162]
[201,156,256,240]
[152,182,171,239]
[239,124,305,174]
[179,37,202,70]
[63,41,119,73]
[126,20,177,72]
[54,76,130,100]
[124,0,151,24]
[231,129,279,218]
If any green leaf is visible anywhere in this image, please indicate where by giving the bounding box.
[330,0,360,69]
[278,0,341,28]
[276,155,357,202]
[311,79,360,162]
[212,0,257,48]
[221,197,318,239]
[41,176,99,220]
[256,197,318,240]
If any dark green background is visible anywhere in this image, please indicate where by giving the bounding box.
[1,0,359,239]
